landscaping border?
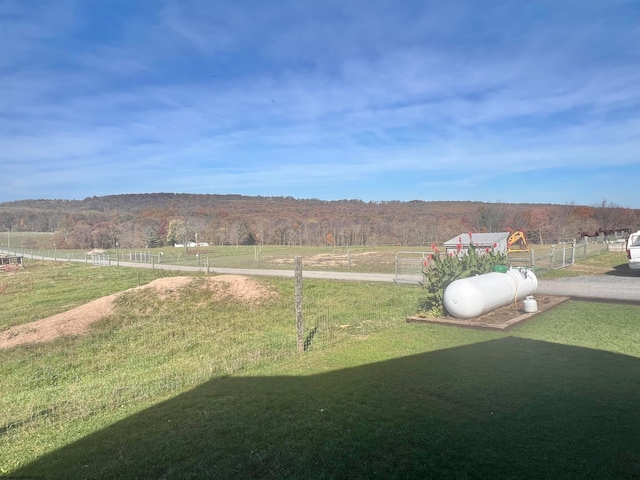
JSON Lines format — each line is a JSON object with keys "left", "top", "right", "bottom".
{"left": 406, "top": 296, "right": 570, "bottom": 330}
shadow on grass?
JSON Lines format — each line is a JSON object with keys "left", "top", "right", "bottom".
{"left": 13, "top": 337, "right": 640, "bottom": 480}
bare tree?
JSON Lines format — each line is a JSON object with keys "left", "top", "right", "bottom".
{"left": 474, "top": 204, "right": 506, "bottom": 232}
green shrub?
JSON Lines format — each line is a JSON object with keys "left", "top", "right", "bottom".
{"left": 420, "top": 236, "right": 508, "bottom": 314}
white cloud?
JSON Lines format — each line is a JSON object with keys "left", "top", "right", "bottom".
{"left": 1, "top": 0, "right": 638, "bottom": 206}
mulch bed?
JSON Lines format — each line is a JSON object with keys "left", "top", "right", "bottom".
{"left": 406, "top": 295, "right": 569, "bottom": 330}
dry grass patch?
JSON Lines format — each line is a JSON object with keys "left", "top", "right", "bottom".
{"left": 0, "top": 275, "right": 276, "bottom": 349}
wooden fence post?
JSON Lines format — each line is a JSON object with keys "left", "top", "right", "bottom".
{"left": 294, "top": 256, "right": 304, "bottom": 353}
{"left": 530, "top": 248, "right": 535, "bottom": 268}
{"left": 550, "top": 244, "right": 555, "bottom": 270}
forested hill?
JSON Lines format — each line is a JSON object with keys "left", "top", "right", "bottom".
{"left": 1, "top": 193, "right": 638, "bottom": 249}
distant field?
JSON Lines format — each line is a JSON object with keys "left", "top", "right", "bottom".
{"left": 3, "top": 231, "right": 619, "bottom": 276}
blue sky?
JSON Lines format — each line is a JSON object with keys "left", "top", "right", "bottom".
{"left": 1, "top": 0, "right": 639, "bottom": 207}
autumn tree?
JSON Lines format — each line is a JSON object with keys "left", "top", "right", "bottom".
{"left": 69, "top": 221, "right": 93, "bottom": 249}
{"left": 519, "top": 207, "right": 553, "bottom": 244}
{"left": 166, "top": 219, "right": 192, "bottom": 250}
{"left": 91, "top": 222, "right": 118, "bottom": 249}
{"left": 474, "top": 204, "right": 506, "bottom": 232}
{"left": 226, "top": 219, "right": 252, "bottom": 246}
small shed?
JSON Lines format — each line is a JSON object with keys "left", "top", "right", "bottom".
{"left": 0, "top": 254, "right": 24, "bottom": 271}
{"left": 444, "top": 232, "right": 509, "bottom": 256}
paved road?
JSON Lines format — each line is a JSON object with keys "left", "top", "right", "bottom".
{"left": 121, "top": 261, "right": 640, "bottom": 303}
{"left": 111, "top": 259, "right": 640, "bottom": 303}
{"left": 112, "top": 260, "right": 400, "bottom": 282}
{"left": 7, "top": 252, "right": 640, "bottom": 303}
{"left": 92, "top": 261, "right": 640, "bottom": 303}
{"left": 537, "top": 275, "right": 640, "bottom": 303}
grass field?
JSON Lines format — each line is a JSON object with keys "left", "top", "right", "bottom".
{"left": 0, "top": 261, "right": 183, "bottom": 330}
{"left": 1, "top": 258, "right": 639, "bottom": 479}
{"left": 3, "top": 230, "right": 615, "bottom": 276}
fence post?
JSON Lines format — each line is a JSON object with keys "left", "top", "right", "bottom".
{"left": 294, "top": 256, "right": 304, "bottom": 354}
{"left": 550, "top": 244, "right": 555, "bottom": 270}
{"left": 571, "top": 240, "right": 576, "bottom": 265}
{"left": 530, "top": 248, "right": 535, "bottom": 268}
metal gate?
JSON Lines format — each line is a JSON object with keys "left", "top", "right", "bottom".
{"left": 129, "top": 251, "right": 151, "bottom": 262}
{"left": 91, "top": 253, "right": 110, "bottom": 266}
{"left": 394, "top": 251, "right": 431, "bottom": 284}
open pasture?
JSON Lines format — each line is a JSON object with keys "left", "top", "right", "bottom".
{"left": 1, "top": 260, "right": 639, "bottom": 478}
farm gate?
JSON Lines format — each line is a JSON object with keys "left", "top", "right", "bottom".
{"left": 394, "top": 251, "right": 431, "bottom": 284}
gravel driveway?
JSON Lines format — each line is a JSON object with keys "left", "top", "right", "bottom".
{"left": 537, "top": 274, "right": 640, "bottom": 303}
{"left": 11, "top": 252, "right": 640, "bottom": 303}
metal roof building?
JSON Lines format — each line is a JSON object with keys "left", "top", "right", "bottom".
{"left": 443, "top": 232, "right": 510, "bottom": 255}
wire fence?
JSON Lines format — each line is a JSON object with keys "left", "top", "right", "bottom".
{"left": 0, "top": 239, "right": 613, "bottom": 274}
{"left": 0, "top": 250, "right": 424, "bottom": 364}
{"left": 0, "top": 238, "right": 618, "bottom": 361}
{"left": 300, "top": 279, "right": 423, "bottom": 353}
{"left": 508, "top": 241, "right": 608, "bottom": 271}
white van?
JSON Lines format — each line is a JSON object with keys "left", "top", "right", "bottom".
{"left": 627, "top": 230, "right": 640, "bottom": 270}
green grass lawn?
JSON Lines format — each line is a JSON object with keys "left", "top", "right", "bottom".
{"left": 0, "top": 261, "right": 187, "bottom": 330}
{"left": 1, "top": 262, "right": 639, "bottom": 479}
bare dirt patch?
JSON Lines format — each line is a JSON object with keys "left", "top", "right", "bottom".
{"left": 269, "top": 251, "right": 383, "bottom": 268}
{"left": 0, "top": 275, "right": 275, "bottom": 350}
{"left": 407, "top": 295, "right": 569, "bottom": 330}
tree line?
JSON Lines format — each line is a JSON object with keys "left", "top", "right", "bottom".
{"left": 1, "top": 194, "right": 638, "bottom": 250}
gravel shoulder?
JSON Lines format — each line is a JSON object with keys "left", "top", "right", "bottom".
{"left": 537, "top": 274, "right": 640, "bottom": 303}
{"left": 7, "top": 253, "right": 639, "bottom": 303}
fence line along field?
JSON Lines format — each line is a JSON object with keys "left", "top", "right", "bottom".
{"left": 0, "top": 231, "right": 613, "bottom": 279}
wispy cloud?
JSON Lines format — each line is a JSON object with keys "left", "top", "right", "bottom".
{"left": 1, "top": 0, "right": 638, "bottom": 206}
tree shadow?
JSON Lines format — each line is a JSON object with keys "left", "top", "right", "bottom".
{"left": 12, "top": 337, "right": 640, "bottom": 480}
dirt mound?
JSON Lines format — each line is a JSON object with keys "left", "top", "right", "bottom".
{"left": 0, "top": 275, "right": 274, "bottom": 350}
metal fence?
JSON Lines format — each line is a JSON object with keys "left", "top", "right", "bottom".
{"left": 0, "top": 241, "right": 625, "bottom": 361}
{"left": 129, "top": 251, "right": 151, "bottom": 262}
{"left": 607, "top": 241, "right": 627, "bottom": 252}
{"left": 296, "top": 265, "right": 424, "bottom": 353}
{"left": 0, "top": 239, "right": 614, "bottom": 275}
{"left": 394, "top": 251, "right": 432, "bottom": 284}
{"left": 508, "top": 240, "right": 608, "bottom": 271}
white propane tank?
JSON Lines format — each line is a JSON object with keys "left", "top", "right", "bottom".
{"left": 443, "top": 268, "right": 538, "bottom": 319}
{"left": 523, "top": 296, "right": 538, "bottom": 313}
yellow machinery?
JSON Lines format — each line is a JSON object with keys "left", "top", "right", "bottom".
{"left": 508, "top": 231, "right": 529, "bottom": 253}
